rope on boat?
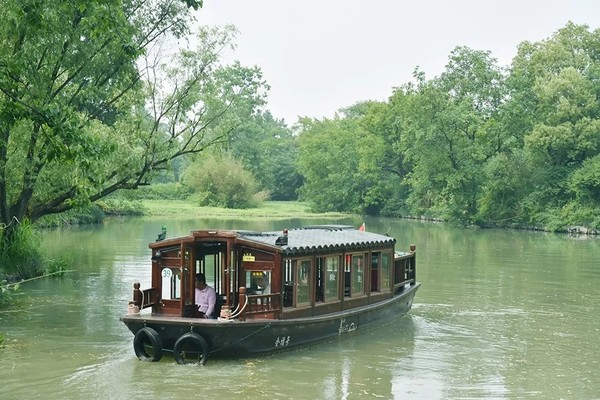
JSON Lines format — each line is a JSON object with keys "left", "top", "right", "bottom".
{"left": 129, "top": 287, "right": 144, "bottom": 315}
{"left": 217, "top": 294, "right": 249, "bottom": 321}
{"left": 226, "top": 295, "right": 248, "bottom": 320}
{"left": 139, "top": 287, "right": 144, "bottom": 311}
{"left": 228, "top": 298, "right": 242, "bottom": 316}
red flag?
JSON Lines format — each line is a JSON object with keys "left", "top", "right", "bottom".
{"left": 358, "top": 223, "right": 365, "bottom": 231}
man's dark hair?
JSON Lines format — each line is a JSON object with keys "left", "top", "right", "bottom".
{"left": 195, "top": 273, "right": 206, "bottom": 283}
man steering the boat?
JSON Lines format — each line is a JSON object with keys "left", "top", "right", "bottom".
{"left": 195, "top": 273, "right": 217, "bottom": 319}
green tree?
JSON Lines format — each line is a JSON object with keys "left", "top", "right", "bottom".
{"left": 569, "top": 154, "right": 600, "bottom": 205}
{"left": 0, "top": 1, "right": 267, "bottom": 232}
{"left": 297, "top": 117, "right": 358, "bottom": 212}
{"left": 297, "top": 107, "right": 389, "bottom": 215}
{"left": 504, "top": 22, "right": 600, "bottom": 227}
{"left": 399, "top": 48, "right": 507, "bottom": 223}
{"left": 227, "top": 112, "right": 302, "bottom": 201}
{"left": 341, "top": 101, "right": 398, "bottom": 215}
{"left": 367, "top": 89, "right": 419, "bottom": 216}
{"left": 476, "top": 150, "right": 533, "bottom": 224}
{"left": 182, "top": 153, "right": 265, "bottom": 208}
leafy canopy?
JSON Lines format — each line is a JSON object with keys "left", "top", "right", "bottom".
{"left": 0, "top": 0, "right": 267, "bottom": 227}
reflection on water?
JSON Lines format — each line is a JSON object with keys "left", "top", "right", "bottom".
{"left": 1, "top": 217, "right": 599, "bottom": 399}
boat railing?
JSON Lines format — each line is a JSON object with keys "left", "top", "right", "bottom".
{"left": 393, "top": 279, "right": 415, "bottom": 293}
{"left": 393, "top": 247, "right": 417, "bottom": 293}
{"left": 238, "top": 291, "right": 281, "bottom": 320}
{"left": 141, "top": 288, "right": 159, "bottom": 308}
{"left": 132, "top": 283, "right": 159, "bottom": 309}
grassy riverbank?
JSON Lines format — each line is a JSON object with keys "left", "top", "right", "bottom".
{"left": 140, "top": 200, "right": 348, "bottom": 219}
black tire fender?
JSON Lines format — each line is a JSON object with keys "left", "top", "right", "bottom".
{"left": 133, "top": 327, "right": 163, "bottom": 362}
{"left": 173, "top": 332, "right": 209, "bottom": 365}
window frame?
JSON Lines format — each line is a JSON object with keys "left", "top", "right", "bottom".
{"left": 380, "top": 252, "right": 392, "bottom": 292}
{"left": 317, "top": 254, "right": 341, "bottom": 303}
{"left": 350, "top": 253, "right": 365, "bottom": 297}
{"left": 296, "top": 258, "right": 312, "bottom": 306}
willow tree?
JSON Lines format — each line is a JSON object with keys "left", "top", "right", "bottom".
{"left": 0, "top": 0, "right": 267, "bottom": 236}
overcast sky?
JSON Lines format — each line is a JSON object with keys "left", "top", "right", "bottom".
{"left": 194, "top": 0, "right": 600, "bottom": 125}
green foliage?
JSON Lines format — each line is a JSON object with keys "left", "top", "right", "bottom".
{"left": 535, "top": 202, "right": 600, "bottom": 232}
{"left": 0, "top": 219, "right": 73, "bottom": 309}
{"left": 226, "top": 112, "right": 302, "bottom": 200}
{"left": 96, "top": 199, "right": 145, "bottom": 216}
{"left": 297, "top": 117, "right": 363, "bottom": 213}
{"left": 36, "top": 205, "right": 106, "bottom": 227}
{"left": 0, "top": 0, "right": 271, "bottom": 284}
{"left": 140, "top": 199, "right": 344, "bottom": 218}
{"left": 476, "top": 151, "right": 533, "bottom": 225}
{"left": 183, "top": 153, "right": 265, "bottom": 209}
{"left": 0, "top": 1, "right": 267, "bottom": 232}
{"left": 509, "top": 26, "right": 600, "bottom": 153}
{"left": 568, "top": 154, "right": 600, "bottom": 204}
{"left": 379, "top": 183, "right": 412, "bottom": 217}
{"left": 292, "top": 23, "right": 600, "bottom": 231}
{"left": 400, "top": 48, "right": 507, "bottom": 224}
{"left": 0, "top": 280, "right": 16, "bottom": 308}
{"left": 141, "top": 183, "right": 193, "bottom": 200}
{"left": 296, "top": 101, "right": 410, "bottom": 215}
{"left": 115, "top": 183, "right": 194, "bottom": 201}
{"left": 45, "top": 257, "right": 70, "bottom": 275}
{"left": 0, "top": 220, "right": 44, "bottom": 280}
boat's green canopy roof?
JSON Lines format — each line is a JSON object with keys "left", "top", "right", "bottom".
{"left": 238, "top": 225, "right": 396, "bottom": 255}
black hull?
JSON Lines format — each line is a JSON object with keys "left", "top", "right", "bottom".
{"left": 121, "top": 283, "right": 419, "bottom": 360}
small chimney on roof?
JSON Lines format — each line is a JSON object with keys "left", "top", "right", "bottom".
{"left": 275, "top": 228, "right": 289, "bottom": 246}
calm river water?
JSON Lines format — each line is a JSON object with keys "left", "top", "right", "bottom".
{"left": 1, "top": 216, "right": 599, "bottom": 399}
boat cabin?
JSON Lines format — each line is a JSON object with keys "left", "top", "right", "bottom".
{"left": 133, "top": 225, "right": 416, "bottom": 321}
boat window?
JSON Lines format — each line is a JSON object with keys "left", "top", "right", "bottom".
{"left": 324, "top": 256, "right": 339, "bottom": 301}
{"left": 316, "top": 257, "right": 324, "bottom": 302}
{"left": 282, "top": 258, "right": 312, "bottom": 307}
{"left": 394, "top": 257, "right": 412, "bottom": 285}
{"left": 351, "top": 254, "right": 365, "bottom": 297}
{"left": 381, "top": 252, "right": 391, "bottom": 291}
{"left": 297, "top": 259, "right": 311, "bottom": 305}
{"left": 316, "top": 255, "right": 339, "bottom": 303}
{"left": 283, "top": 259, "right": 293, "bottom": 307}
{"left": 197, "top": 246, "right": 223, "bottom": 294}
{"left": 371, "top": 253, "right": 380, "bottom": 292}
{"left": 161, "top": 267, "right": 181, "bottom": 299}
{"left": 344, "top": 255, "right": 351, "bottom": 297}
{"left": 245, "top": 270, "right": 271, "bottom": 294}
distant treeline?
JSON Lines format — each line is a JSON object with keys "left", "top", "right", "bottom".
{"left": 216, "top": 22, "right": 600, "bottom": 232}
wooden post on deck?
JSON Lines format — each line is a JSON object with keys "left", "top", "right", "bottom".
{"left": 409, "top": 245, "right": 416, "bottom": 285}
{"left": 133, "top": 282, "right": 142, "bottom": 307}
{"left": 238, "top": 287, "right": 247, "bottom": 321}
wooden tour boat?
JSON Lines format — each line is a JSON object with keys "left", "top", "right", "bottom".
{"left": 120, "top": 225, "right": 420, "bottom": 365}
